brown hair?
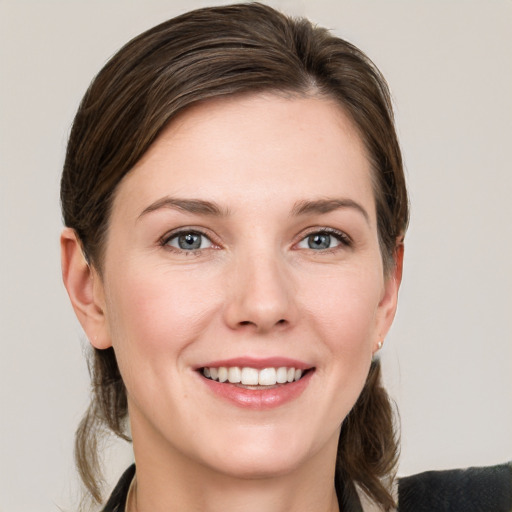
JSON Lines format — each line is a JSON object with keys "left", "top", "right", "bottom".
{"left": 61, "top": 3, "right": 408, "bottom": 510}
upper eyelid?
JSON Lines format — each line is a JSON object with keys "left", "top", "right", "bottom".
{"left": 293, "top": 229, "right": 352, "bottom": 254}
{"left": 158, "top": 226, "right": 351, "bottom": 247}
{"left": 160, "top": 227, "right": 217, "bottom": 246}
{"left": 297, "top": 227, "right": 352, "bottom": 243}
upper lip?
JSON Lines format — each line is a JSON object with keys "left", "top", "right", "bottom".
{"left": 194, "top": 357, "right": 313, "bottom": 370}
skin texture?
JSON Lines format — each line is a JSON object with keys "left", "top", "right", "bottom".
{"left": 61, "top": 94, "right": 402, "bottom": 512}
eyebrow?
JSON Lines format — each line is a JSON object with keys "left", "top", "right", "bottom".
{"left": 291, "top": 198, "right": 370, "bottom": 224}
{"left": 138, "top": 196, "right": 370, "bottom": 224}
{"left": 138, "top": 197, "right": 230, "bottom": 219}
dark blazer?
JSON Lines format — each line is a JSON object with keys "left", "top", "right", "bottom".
{"left": 103, "top": 462, "right": 512, "bottom": 511}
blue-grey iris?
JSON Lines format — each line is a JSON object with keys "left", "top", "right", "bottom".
{"left": 178, "top": 233, "right": 202, "bottom": 250}
{"left": 308, "top": 234, "right": 331, "bottom": 249}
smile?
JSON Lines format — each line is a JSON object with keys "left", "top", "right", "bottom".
{"left": 202, "top": 366, "right": 305, "bottom": 387}
{"left": 198, "top": 361, "right": 314, "bottom": 409}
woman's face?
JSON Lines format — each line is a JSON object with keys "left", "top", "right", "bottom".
{"left": 93, "top": 94, "right": 400, "bottom": 478}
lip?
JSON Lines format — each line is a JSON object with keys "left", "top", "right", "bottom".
{"left": 195, "top": 356, "right": 312, "bottom": 371}
{"left": 197, "top": 366, "right": 314, "bottom": 410}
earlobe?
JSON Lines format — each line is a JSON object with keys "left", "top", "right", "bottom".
{"left": 376, "top": 242, "right": 404, "bottom": 343}
{"left": 60, "top": 228, "right": 112, "bottom": 349}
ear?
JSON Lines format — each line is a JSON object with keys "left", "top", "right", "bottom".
{"left": 60, "top": 228, "right": 112, "bottom": 349}
{"left": 374, "top": 243, "right": 404, "bottom": 352}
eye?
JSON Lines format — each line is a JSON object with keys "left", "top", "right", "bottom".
{"left": 296, "top": 229, "right": 350, "bottom": 251}
{"left": 164, "top": 231, "right": 213, "bottom": 251}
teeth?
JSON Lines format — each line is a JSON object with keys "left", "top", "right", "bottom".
{"left": 202, "top": 366, "right": 306, "bottom": 385}
{"left": 241, "top": 367, "right": 259, "bottom": 385}
{"left": 276, "top": 367, "right": 288, "bottom": 384}
{"left": 228, "top": 367, "right": 241, "bottom": 383}
{"left": 259, "top": 368, "right": 276, "bottom": 386}
{"left": 218, "top": 367, "right": 228, "bottom": 383}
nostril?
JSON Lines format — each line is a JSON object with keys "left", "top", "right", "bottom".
{"left": 237, "top": 319, "right": 287, "bottom": 329}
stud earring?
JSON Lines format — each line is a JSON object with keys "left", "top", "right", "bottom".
{"left": 372, "top": 341, "right": 383, "bottom": 361}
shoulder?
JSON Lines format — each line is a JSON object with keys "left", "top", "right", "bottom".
{"left": 101, "top": 464, "right": 135, "bottom": 512}
{"left": 102, "top": 462, "right": 512, "bottom": 512}
{"left": 397, "top": 461, "right": 512, "bottom": 512}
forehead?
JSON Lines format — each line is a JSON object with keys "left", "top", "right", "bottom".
{"left": 113, "top": 93, "right": 375, "bottom": 220}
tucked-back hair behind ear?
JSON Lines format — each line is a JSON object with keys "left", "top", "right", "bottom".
{"left": 61, "top": 3, "right": 408, "bottom": 510}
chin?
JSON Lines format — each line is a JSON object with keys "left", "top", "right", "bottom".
{"left": 194, "top": 425, "right": 333, "bottom": 481}
{"left": 204, "top": 449, "right": 306, "bottom": 481}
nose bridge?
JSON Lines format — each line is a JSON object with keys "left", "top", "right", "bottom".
{"left": 224, "top": 240, "right": 296, "bottom": 332}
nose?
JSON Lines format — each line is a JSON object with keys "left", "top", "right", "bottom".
{"left": 223, "top": 250, "right": 298, "bottom": 334}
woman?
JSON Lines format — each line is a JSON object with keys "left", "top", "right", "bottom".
{"left": 60, "top": 3, "right": 511, "bottom": 512}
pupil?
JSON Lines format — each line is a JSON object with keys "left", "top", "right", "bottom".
{"left": 309, "top": 234, "right": 330, "bottom": 249}
{"left": 179, "top": 233, "right": 201, "bottom": 250}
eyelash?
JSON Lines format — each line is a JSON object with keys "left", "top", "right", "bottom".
{"left": 159, "top": 227, "right": 352, "bottom": 254}
{"left": 160, "top": 229, "right": 217, "bottom": 255}
{"left": 297, "top": 228, "right": 352, "bottom": 252}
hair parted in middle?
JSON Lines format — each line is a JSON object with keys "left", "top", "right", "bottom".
{"left": 61, "top": 3, "right": 408, "bottom": 510}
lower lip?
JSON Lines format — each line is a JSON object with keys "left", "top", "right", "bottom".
{"left": 200, "top": 371, "right": 314, "bottom": 410}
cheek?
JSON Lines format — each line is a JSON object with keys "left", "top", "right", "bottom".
{"left": 306, "top": 270, "right": 382, "bottom": 415}
{"left": 301, "top": 267, "right": 383, "bottom": 352}
{"left": 102, "top": 267, "right": 225, "bottom": 429}
{"left": 104, "top": 266, "right": 221, "bottom": 363}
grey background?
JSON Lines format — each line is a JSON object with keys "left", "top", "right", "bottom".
{"left": 1, "top": 1, "right": 511, "bottom": 511}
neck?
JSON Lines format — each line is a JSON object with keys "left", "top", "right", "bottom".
{"left": 129, "top": 415, "right": 341, "bottom": 512}
{"left": 132, "top": 468, "right": 340, "bottom": 512}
